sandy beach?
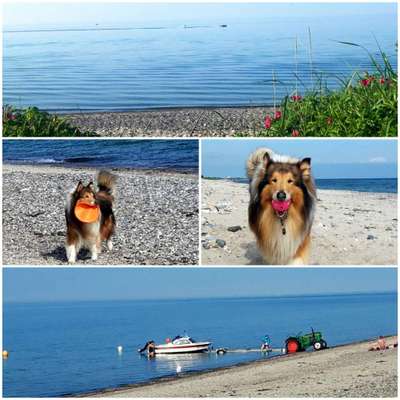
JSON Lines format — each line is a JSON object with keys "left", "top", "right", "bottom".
{"left": 64, "top": 106, "right": 273, "bottom": 137}
{"left": 201, "top": 179, "right": 397, "bottom": 265}
{"left": 87, "top": 337, "right": 397, "bottom": 398}
{"left": 3, "top": 164, "right": 199, "bottom": 265}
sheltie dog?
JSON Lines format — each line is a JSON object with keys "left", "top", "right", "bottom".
{"left": 247, "top": 148, "right": 316, "bottom": 265}
{"left": 65, "top": 170, "right": 117, "bottom": 263}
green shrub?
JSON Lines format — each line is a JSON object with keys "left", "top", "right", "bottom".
{"left": 251, "top": 43, "right": 397, "bottom": 137}
{"left": 3, "top": 106, "right": 95, "bottom": 137}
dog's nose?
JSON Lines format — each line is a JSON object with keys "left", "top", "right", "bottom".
{"left": 277, "top": 191, "right": 286, "bottom": 201}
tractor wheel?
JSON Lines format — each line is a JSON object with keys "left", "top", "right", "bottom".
{"left": 286, "top": 338, "right": 300, "bottom": 353}
{"left": 313, "top": 341, "right": 323, "bottom": 351}
{"left": 321, "top": 340, "right": 327, "bottom": 349}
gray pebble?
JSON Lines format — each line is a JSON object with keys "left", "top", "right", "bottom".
{"left": 216, "top": 239, "right": 226, "bottom": 248}
{"left": 227, "top": 225, "right": 242, "bottom": 232}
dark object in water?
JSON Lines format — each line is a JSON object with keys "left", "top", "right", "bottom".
{"left": 138, "top": 340, "right": 156, "bottom": 357}
{"left": 220, "top": 24, "right": 228, "bottom": 28}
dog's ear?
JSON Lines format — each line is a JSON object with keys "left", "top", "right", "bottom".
{"left": 87, "top": 181, "right": 94, "bottom": 191}
{"left": 298, "top": 158, "right": 311, "bottom": 179}
{"left": 263, "top": 152, "right": 273, "bottom": 168}
{"left": 75, "top": 181, "right": 83, "bottom": 193}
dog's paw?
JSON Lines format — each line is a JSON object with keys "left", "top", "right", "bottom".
{"left": 91, "top": 253, "right": 98, "bottom": 261}
{"left": 290, "top": 257, "right": 305, "bottom": 265}
{"left": 67, "top": 259, "right": 76, "bottom": 264}
{"left": 106, "top": 240, "right": 113, "bottom": 251}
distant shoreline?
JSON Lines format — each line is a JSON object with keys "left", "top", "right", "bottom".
{"left": 5, "top": 291, "right": 396, "bottom": 307}
{"left": 2, "top": 161, "right": 198, "bottom": 176}
{"left": 74, "top": 336, "right": 397, "bottom": 398}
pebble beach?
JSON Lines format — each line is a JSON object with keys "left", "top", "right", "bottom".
{"left": 3, "top": 164, "right": 199, "bottom": 265}
{"left": 64, "top": 106, "right": 273, "bottom": 137}
{"left": 201, "top": 179, "right": 397, "bottom": 265}
{"left": 87, "top": 337, "right": 398, "bottom": 398}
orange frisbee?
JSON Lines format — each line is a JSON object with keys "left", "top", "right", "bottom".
{"left": 74, "top": 199, "right": 100, "bottom": 223}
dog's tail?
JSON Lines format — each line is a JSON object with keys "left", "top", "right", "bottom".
{"left": 97, "top": 170, "right": 117, "bottom": 195}
{"left": 246, "top": 148, "right": 273, "bottom": 180}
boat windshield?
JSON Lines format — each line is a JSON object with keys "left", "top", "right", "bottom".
{"left": 173, "top": 336, "right": 194, "bottom": 345}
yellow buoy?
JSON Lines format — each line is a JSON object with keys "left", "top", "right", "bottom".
{"left": 2, "top": 350, "right": 9, "bottom": 358}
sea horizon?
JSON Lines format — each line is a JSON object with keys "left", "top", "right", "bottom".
{"left": 203, "top": 176, "right": 398, "bottom": 194}
{"left": 4, "top": 289, "right": 396, "bottom": 305}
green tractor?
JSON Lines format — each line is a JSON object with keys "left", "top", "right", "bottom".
{"left": 285, "top": 328, "right": 327, "bottom": 354}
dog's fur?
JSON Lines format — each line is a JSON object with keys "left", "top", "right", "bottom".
{"left": 65, "top": 170, "right": 117, "bottom": 263}
{"left": 247, "top": 148, "right": 316, "bottom": 265}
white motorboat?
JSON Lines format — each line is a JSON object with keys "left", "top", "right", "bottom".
{"left": 154, "top": 335, "right": 211, "bottom": 354}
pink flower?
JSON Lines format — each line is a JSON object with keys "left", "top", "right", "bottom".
{"left": 274, "top": 111, "right": 282, "bottom": 120}
{"left": 380, "top": 77, "right": 392, "bottom": 85}
{"left": 360, "top": 78, "right": 370, "bottom": 87}
{"left": 326, "top": 116, "right": 333, "bottom": 125}
{"left": 264, "top": 116, "right": 272, "bottom": 129}
{"left": 361, "top": 76, "right": 374, "bottom": 87}
{"left": 291, "top": 129, "right": 300, "bottom": 137}
{"left": 290, "top": 95, "right": 302, "bottom": 102}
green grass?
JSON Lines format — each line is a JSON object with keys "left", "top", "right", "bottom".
{"left": 3, "top": 106, "right": 95, "bottom": 137}
{"left": 247, "top": 42, "right": 397, "bottom": 137}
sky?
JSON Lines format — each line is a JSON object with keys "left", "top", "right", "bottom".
{"left": 202, "top": 139, "right": 398, "bottom": 179}
{"left": 3, "top": 268, "right": 397, "bottom": 303}
{"left": 3, "top": 2, "right": 397, "bottom": 30}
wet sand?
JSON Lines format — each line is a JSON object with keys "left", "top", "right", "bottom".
{"left": 87, "top": 337, "right": 397, "bottom": 398}
{"left": 201, "top": 179, "right": 397, "bottom": 265}
{"left": 3, "top": 164, "right": 199, "bottom": 265}
{"left": 64, "top": 106, "right": 273, "bottom": 137}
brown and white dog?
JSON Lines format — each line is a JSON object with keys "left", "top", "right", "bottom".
{"left": 247, "top": 148, "right": 316, "bottom": 265}
{"left": 65, "top": 170, "right": 116, "bottom": 263}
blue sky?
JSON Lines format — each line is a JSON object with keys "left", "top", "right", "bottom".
{"left": 3, "top": 268, "right": 397, "bottom": 303}
{"left": 4, "top": 3, "right": 397, "bottom": 29}
{"left": 202, "top": 139, "right": 397, "bottom": 179}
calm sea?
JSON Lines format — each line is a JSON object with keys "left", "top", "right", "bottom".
{"left": 2, "top": 140, "right": 198, "bottom": 171}
{"left": 3, "top": 4, "right": 397, "bottom": 111}
{"left": 227, "top": 177, "right": 397, "bottom": 194}
{"left": 3, "top": 293, "right": 397, "bottom": 397}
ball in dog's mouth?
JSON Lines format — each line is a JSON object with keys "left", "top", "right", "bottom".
{"left": 271, "top": 199, "right": 291, "bottom": 218}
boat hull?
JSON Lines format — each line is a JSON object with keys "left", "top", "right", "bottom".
{"left": 155, "top": 342, "right": 211, "bottom": 354}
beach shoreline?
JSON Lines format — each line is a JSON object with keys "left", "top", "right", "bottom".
{"left": 3, "top": 162, "right": 198, "bottom": 176}
{"left": 201, "top": 179, "right": 397, "bottom": 265}
{"left": 76, "top": 336, "right": 397, "bottom": 398}
{"left": 62, "top": 106, "right": 274, "bottom": 137}
{"left": 3, "top": 164, "right": 199, "bottom": 265}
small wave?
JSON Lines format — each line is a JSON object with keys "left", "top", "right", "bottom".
{"left": 4, "top": 157, "right": 62, "bottom": 165}
{"left": 36, "top": 158, "right": 63, "bottom": 164}
{"left": 63, "top": 156, "right": 99, "bottom": 164}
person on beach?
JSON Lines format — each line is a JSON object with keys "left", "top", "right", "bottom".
{"left": 368, "top": 336, "right": 390, "bottom": 351}
{"left": 138, "top": 340, "right": 156, "bottom": 358}
{"left": 261, "top": 335, "right": 271, "bottom": 352}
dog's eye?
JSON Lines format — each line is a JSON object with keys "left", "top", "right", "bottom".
{"left": 288, "top": 179, "right": 294, "bottom": 184}
{"left": 271, "top": 178, "right": 278, "bottom": 183}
